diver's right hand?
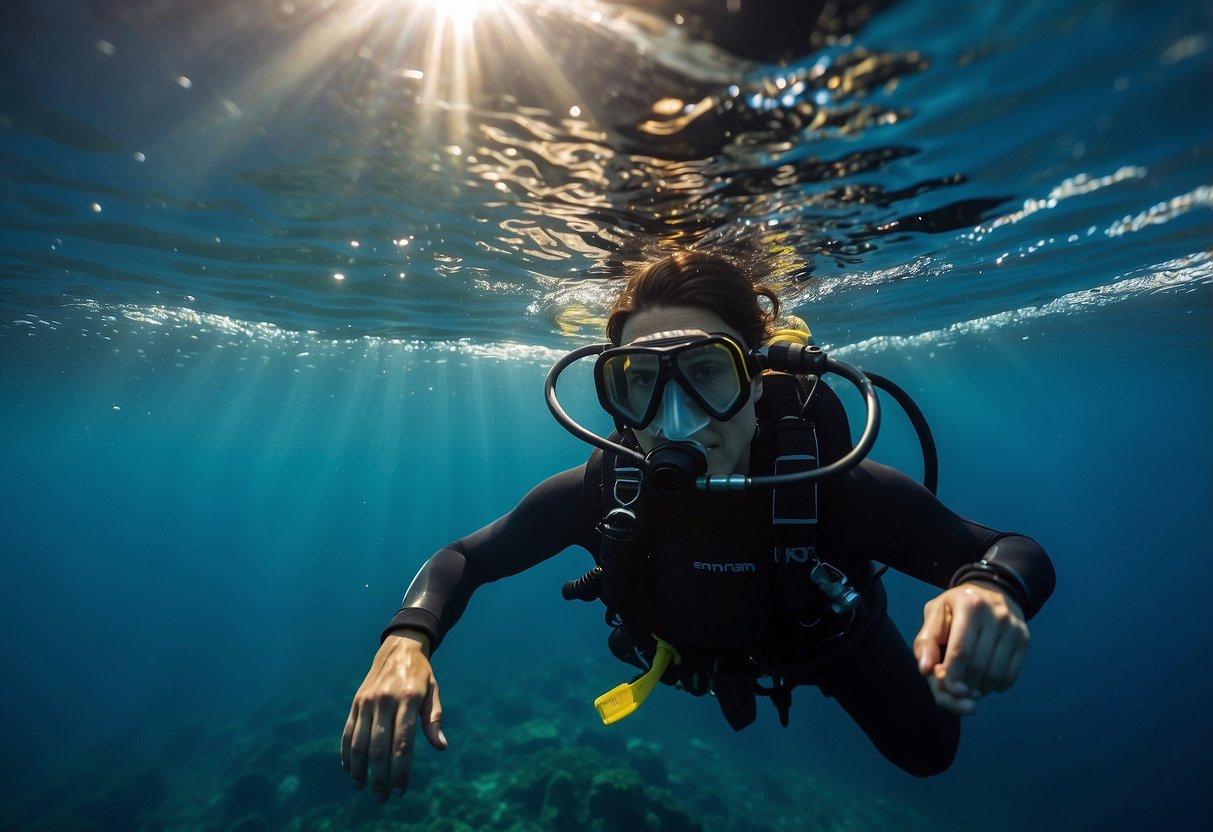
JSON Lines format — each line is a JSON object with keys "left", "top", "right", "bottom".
{"left": 342, "top": 631, "right": 447, "bottom": 802}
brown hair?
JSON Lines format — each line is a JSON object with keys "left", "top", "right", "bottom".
{"left": 606, "top": 251, "right": 781, "bottom": 348}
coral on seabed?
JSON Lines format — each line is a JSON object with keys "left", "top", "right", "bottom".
{"left": 2, "top": 658, "right": 935, "bottom": 832}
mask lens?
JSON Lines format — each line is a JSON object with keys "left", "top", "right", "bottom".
{"left": 600, "top": 352, "right": 662, "bottom": 425}
{"left": 675, "top": 341, "right": 744, "bottom": 417}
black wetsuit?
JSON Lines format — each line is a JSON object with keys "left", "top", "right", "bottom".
{"left": 384, "top": 430, "right": 1055, "bottom": 777}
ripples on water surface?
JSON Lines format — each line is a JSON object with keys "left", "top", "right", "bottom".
{"left": 1, "top": 0, "right": 1209, "bottom": 355}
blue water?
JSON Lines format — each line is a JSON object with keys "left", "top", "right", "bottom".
{"left": 2, "top": 0, "right": 1211, "bottom": 830}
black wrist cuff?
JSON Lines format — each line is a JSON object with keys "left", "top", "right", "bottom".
{"left": 381, "top": 608, "right": 441, "bottom": 650}
{"left": 949, "top": 560, "right": 1031, "bottom": 614}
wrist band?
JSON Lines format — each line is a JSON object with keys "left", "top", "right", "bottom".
{"left": 949, "top": 560, "right": 1031, "bottom": 614}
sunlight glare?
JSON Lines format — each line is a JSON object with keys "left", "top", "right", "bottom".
{"left": 164, "top": 0, "right": 596, "bottom": 170}
{"left": 424, "top": 0, "right": 501, "bottom": 33}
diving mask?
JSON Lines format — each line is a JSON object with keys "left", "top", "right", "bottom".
{"left": 594, "top": 330, "right": 758, "bottom": 436}
{"left": 545, "top": 328, "right": 885, "bottom": 495}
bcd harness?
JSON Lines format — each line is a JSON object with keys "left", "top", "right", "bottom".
{"left": 564, "top": 370, "right": 889, "bottom": 731}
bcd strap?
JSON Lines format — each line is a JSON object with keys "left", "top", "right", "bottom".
{"left": 593, "top": 434, "right": 650, "bottom": 636}
{"left": 764, "top": 374, "right": 825, "bottom": 629}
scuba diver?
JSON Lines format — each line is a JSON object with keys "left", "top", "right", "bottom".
{"left": 342, "top": 251, "right": 1056, "bottom": 802}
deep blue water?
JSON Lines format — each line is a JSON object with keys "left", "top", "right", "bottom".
{"left": 2, "top": 0, "right": 1211, "bottom": 830}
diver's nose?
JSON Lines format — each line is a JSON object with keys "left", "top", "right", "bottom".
{"left": 651, "top": 382, "right": 710, "bottom": 440}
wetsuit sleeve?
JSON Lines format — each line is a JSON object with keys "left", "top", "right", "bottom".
{"left": 381, "top": 464, "right": 598, "bottom": 651}
{"left": 844, "top": 460, "right": 1055, "bottom": 619}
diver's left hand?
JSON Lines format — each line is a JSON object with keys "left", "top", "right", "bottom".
{"left": 914, "top": 583, "right": 1029, "bottom": 715}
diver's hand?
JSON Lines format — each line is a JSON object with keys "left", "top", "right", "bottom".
{"left": 342, "top": 631, "right": 447, "bottom": 802}
{"left": 914, "top": 583, "right": 1029, "bottom": 715}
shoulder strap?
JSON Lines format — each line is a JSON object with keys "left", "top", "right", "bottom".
{"left": 762, "top": 373, "right": 854, "bottom": 627}
{"left": 798, "top": 374, "right": 850, "bottom": 562}
{"left": 763, "top": 375, "right": 822, "bottom": 627}
{"left": 586, "top": 431, "right": 644, "bottom": 516}
{"left": 583, "top": 434, "right": 652, "bottom": 633}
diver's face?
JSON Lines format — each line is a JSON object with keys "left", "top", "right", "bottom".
{"left": 619, "top": 306, "right": 761, "bottom": 477}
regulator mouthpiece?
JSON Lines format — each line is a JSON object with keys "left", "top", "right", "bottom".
{"left": 645, "top": 440, "right": 707, "bottom": 496}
